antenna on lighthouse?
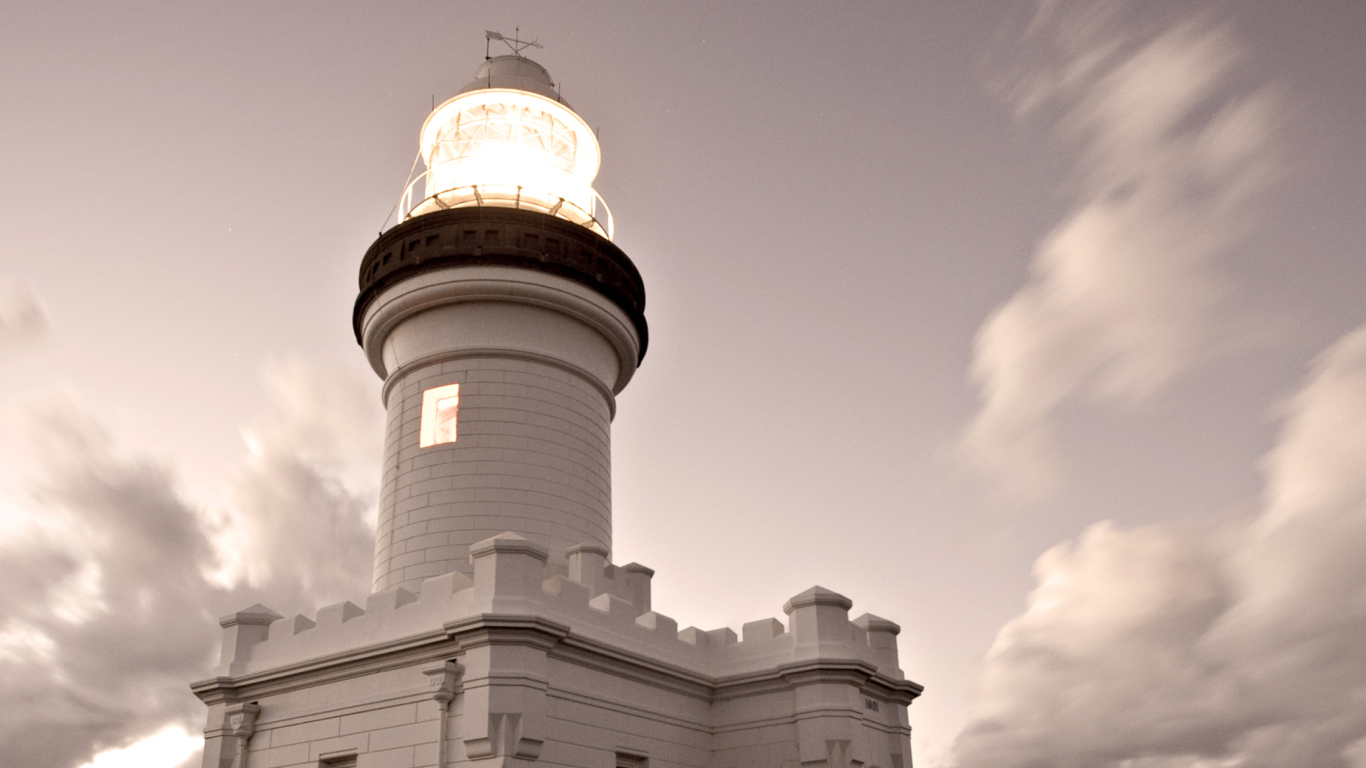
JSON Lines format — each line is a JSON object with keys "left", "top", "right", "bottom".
{"left": 486, "top": 28, "right": 542, "bottom": 58}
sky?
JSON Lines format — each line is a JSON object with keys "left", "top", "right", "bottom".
{"left": 1, "top": 1, "right": 1365, "bottom": 767}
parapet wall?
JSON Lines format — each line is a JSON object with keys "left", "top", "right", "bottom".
{"left": 213, "top": 532, "right": 908, "bottom": 686}
{"left": 196, "top": 532, "right": 921, "bottom": 768}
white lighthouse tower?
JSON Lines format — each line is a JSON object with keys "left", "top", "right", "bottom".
{"left": 194, "top": 37, "right": 921, "bottom": 768}
{"left": 356, "top": 44, "right": 643, "bottom": 593}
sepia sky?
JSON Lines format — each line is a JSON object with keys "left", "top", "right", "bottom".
{"left": 2, "top": 2, "right": 1366, "bottom": 767}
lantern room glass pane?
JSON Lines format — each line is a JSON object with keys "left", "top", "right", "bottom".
{"left": 427, "top": 103, "right": 577, "bottom": 175}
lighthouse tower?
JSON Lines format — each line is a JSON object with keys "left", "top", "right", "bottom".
{"left": 194, "top": 39, "right": 922, "bottom": 768}
{"left": 355, "top": 50, "right": 644, "bottom": 593}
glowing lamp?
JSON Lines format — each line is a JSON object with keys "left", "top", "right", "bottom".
{"left": 398, "top": 55, "right": 612, "bottom": 238}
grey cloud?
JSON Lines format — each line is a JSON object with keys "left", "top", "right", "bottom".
{"left": 230, "top": 359, "right": 381, "bottom": 603}
{"left": 0, "top": 287, "right": 49, "bottom": 348}
{"left": 242, "top": 359, "right": 385, "bottom": 476}
{"left": 952, "top": 322, "right": 1366, "bottom": 768}
{"left": 960, "top": 2, "right": 1284, "bottom": 500}
{"left": 0, "top": 360, "right": 381, "bottom": 767}
{"left": 229, "top": 453, "right": 376, "bottom": 606}
{"left": 0, "top": 409, "right": 226, "bottom": 768}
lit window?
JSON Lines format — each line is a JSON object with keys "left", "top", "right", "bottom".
{"left": 419, "top": 383, "right": 460, "bottom": 447}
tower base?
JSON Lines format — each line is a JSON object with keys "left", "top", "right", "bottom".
{"left": 193, "top": 534, "right": 921, "bottom": 768}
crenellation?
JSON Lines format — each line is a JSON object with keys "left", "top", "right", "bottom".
{"left": 542, "top": 573, "right": 592, "bottom": 605}
{"left": 366, "top": 586, "right": 418, "bottom": 614}
{"left": 419, "top": 569, "right": 474, "bottom": 599}
{"left": 202, "top": 535, "right": 918, "bottom": 768}
{"left": 620, "top": 563, "right": 653, "bottom": 614}
{"left": 784, "top": 585, "right": 854, "bottom": 661}
{"left": 587, "top": 592, "right": 637, "bottom": 623}
{"left": 272, "top": 614, "right": 316, "bottom": 640}
{"left": 316, "top": 600, "right": 366, "bottom": 627}
{"left": 470, "top": 531, "right": 552, "bottom": 613}
{"left": 216, "top": 603, "right": 283, "bottom": 674}
{"left": 210, "top": 538, "right": 914, "bottom": 698}
{"left": 635, "top": 611, "right": 677, "bottom": 637}
{"left": 566, "top": 542, "right": 609, "bottom": 591}
{"left": 707, "top": 627, "right": 739, "bottom": 648}
{"left": 741, "top": 618, "right": 787, "bottom": 643}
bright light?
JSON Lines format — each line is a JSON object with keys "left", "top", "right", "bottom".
{"left": 419, "top": 383, "right": 460, "bottom": 448}
{"left": 401, "top": 88, "right": 612, "bottom": 237}
{"left": 81, "top": 724, "right": 201, "bottom": 768}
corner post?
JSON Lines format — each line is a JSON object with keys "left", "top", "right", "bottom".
{"left": 216, "top": 604, "right": 282, "bottom": 676}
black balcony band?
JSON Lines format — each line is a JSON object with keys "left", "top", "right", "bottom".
{"left": 354, "top": 207, "right": 647, "bottom": 362}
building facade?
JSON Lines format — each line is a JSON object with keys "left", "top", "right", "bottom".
{"left": 192, "top": 48, "right": 922, "bottom": 768}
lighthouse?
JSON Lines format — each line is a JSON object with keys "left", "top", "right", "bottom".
{"left": 355, "top": 48, "right": 645, "bottom": 593}
{"left": 194, "top": 38, "right": 921, "bottom": 768}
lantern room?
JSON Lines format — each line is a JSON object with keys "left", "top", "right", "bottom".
{"left": 397, "top": 53, "right": 612, "bottom": 238}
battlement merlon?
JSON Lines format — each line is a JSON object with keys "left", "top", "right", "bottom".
{"left": 214, "top": 604, "right": 282, "bottom": 677}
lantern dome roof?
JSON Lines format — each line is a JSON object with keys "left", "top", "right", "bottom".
{"left": 454, "top": 55, "right": 565, "bottom": 103}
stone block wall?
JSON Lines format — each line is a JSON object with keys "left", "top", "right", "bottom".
{"left": 373, "top": 356, "right": 614, "bottom": 593}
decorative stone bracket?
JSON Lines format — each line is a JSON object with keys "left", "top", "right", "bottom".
{"left": 224, "top": 702, "right": 261, "bottom": 768}
{"left": 424, "top": 661, "right": 464, "bottom": 768}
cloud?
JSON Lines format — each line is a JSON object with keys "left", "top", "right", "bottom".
{"left": 0, "top": 284, "right": 49, "bottom": 352}
{"left": 960, "top": 2, "right": 1284, "bottom": 500}
{"left": 0, "top": 287, "right": 49, "bottom": 349}
{"left": 0, "top": 359, "right": 381, "bottom": 767}
{"left": 0, "top": 408, "right": 227, "bottom": 768}
{"left": 227, "top": 359, "right": 382, "bottom": 603}
{"left": 952, "top": 322, "right": 1366, "bottom": 768}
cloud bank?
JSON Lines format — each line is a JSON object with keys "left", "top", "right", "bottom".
{"left": 953, "top": 322, "right": 1366, "bottom": 767}
{"left": 961, "top": 1, "right": 1284, "bottom": 500}
{"left": 0, "top": 327, "right": 381, "bottom": 767}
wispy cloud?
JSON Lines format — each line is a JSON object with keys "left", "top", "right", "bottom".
{"left": 223, "top": 360, "right": 382, "bottom": 602}
{"left": 961, "top": 1, "right": 1284, "bottom": 500}
{"left": 0, "top": 348, "right": 381, "bottom": 767}
{"left": 0, "top": 287, "right": 48, "bottom": 350}
{"left": 952, "top": 322, "right": 1366, "bottom": 767}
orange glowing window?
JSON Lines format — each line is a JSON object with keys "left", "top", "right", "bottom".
{"left": 419, "top": 383, "right": 460, "bottom": 447}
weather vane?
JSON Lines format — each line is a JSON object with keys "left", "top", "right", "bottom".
{"left": 485, "top": 28, "right": 541, "bottom": 58}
